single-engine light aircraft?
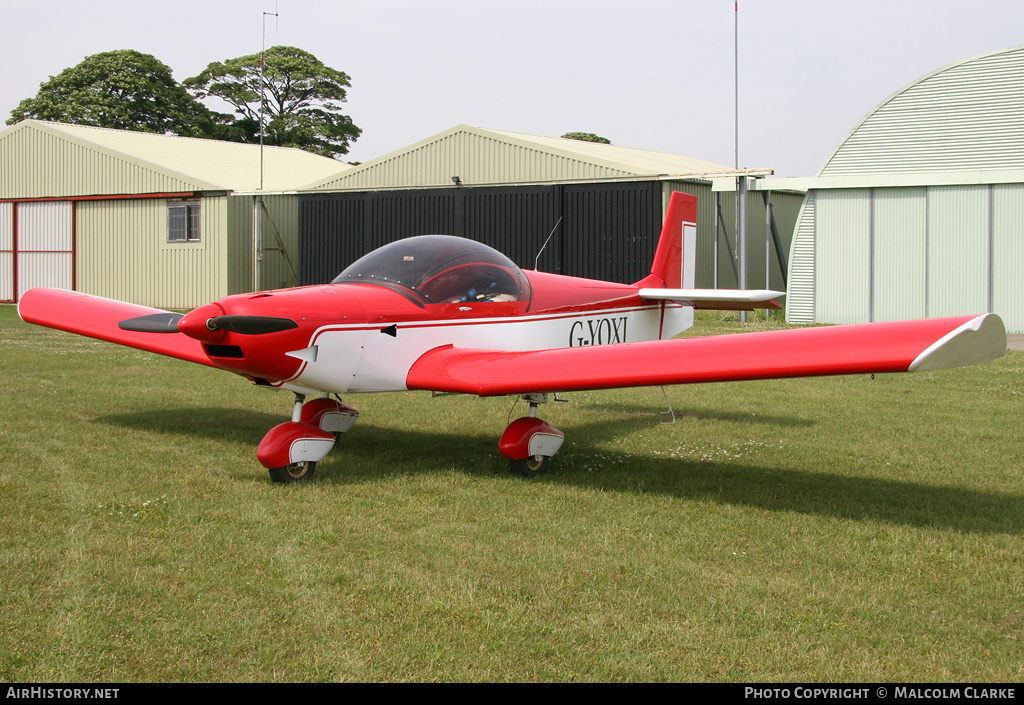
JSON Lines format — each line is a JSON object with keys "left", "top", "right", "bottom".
{"left": 18, "top": 192, "right": 1007, "bottom": 482}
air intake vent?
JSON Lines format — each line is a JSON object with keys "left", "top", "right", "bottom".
{"left": 204, "top": 344, "right": 245, "bottom": 358}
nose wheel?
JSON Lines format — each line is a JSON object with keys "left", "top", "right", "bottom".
{"left": 268, "top": 461, "right": 317, "bottom": 483}
{"left": 509, "top": 455, "right": 550, "bottom": 476}
{"left": 259, "top": 393, "right": 358, "bottom": 483}
{"left": 499, "top": 394, "right": 564, "bottom": 476}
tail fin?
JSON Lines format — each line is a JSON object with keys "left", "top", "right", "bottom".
{"left": 637, "top": 191, "right": 784, "bottom": 318}
{"left": 641, "top": 191, "right": 697, "bottom": 289}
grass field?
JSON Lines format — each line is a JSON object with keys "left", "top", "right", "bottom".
{"left": 1, "top": 305, "right": 1022, "bottom": 682}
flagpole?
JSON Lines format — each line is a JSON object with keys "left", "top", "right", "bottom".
{"left": 734, "top": 1, "right": 748, "bottom": 322}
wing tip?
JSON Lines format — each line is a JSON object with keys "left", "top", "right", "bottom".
{"left": 909, "top": 313, "right": 1007, "bottom": 372}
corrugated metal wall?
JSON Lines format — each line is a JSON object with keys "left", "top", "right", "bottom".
{"left": 816, "top": 190, "right": 872, "bottom": 325}
{"left": 786, "top": 193, "right": 816, "bottom": 323}
{"left": 300, "top": 182, "right": 800, "bottom": 290}
{"left": 227, "top": 194, "right": 301, "bottom": 294}
{"left": 312, "top": 129, "right": 636, "bottom": 191}
{"left": 76, "top": 197, "right": 229, "bottom": 309}
{"left": 299, "top": 183, "right": 663, "bottom": 286}
{"left": 791, "top": 183, "right": 1024, "bottom": 333}
{"left": 260, "top": 194, "right": 301, "bottom": 292}
{"left": 559, "top": 184, "right": 660, "bottom": 282}
{"left": 993, "top": 184, "right": 1024, "bottom": 328}
{"left": 0, "top": 123, "right": 206, "bottom": 199}
{"left": 873, "top": 187, "right": 927, "bottom": 322}
{"left": 928, "top": 186, "right": 990, "bottom": 317}
{"left": 686, "top": 183, "right": 799, "bottom": 292}
{"left": 300, "top": 192, "right": 369, "bottom": 285}
{"left": 227, "top": 195, "right": 253, "bottom": 295}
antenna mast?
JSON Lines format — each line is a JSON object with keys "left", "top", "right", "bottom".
{"left": 255, "top": 7, "right": 279, "bottom": 294}
{"left": 259, "top": 9, "right": 279, "bottom": 191}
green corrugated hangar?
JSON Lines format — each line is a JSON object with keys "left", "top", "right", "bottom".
{"left": 0, "top": 120, "right": 351, "bottom": 308}
{"left": 778, "top": 45, "right": 1024, "bottom": 334}
{"left": 301, "top": 125, "right": 804, "bottom": 291}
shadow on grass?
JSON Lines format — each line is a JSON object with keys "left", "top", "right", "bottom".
{"left": 95, "top": 406, "right": 284, "bottom": 444}
{"left": 96, "top": 406, "right": 1023, "bottom": 536}
{"left": 589, "top": 403, "right": 816, "bottom": 427}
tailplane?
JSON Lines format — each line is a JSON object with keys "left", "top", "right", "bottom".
{"left": 638, "top": 190, "right": 783, "bottom": 311}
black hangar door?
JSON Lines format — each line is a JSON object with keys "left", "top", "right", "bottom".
{"left": 560, "top": 182, "right": 662, "bottom": 284}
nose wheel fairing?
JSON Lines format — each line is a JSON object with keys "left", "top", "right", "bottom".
{"left": 498, "top": 394, "right": 565, "bottom": 476}
{"left": 258, "top": 395, "right": 360, "bottom": 483}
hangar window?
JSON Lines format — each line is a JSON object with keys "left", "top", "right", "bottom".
{"left": 167, "top": 201, "right": 201, "bottom": 243}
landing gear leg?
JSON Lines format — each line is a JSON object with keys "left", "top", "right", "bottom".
{"left": 499, "top": 393, "right": 565, "bottom": 476}
{"left": 258, "top": 393, "right": 338, "bottom": 484}
{"left": 301, "top": 392, "right": 360, "bottom": 438}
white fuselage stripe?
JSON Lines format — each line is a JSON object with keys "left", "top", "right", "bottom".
{"left": 285, "top": 303, "right": 692, "bottom": 394}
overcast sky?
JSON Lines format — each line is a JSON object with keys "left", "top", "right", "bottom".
{"left": 3, "top": 0, "right": 1022, "bottom": 177}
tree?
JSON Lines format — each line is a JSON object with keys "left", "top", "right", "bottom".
{"left": 6, "top": 50, "right": 224, "bottom": 137}
{"left": 561, "top": 132, "right": 611, "bottom": 144}
{"left": 184, "top": 46, "right": 361, "bottom": 159}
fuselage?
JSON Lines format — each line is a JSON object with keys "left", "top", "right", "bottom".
{"left": 185, "top": 269, "right": 692, "bottom": 396}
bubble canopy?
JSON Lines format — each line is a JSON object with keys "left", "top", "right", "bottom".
{"left": 332, "top": 235, "right": 532, "bottom": 305}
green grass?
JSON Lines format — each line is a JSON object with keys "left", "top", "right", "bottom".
{"left": 1, "top": 305, "right": 1022, "bottom": 682}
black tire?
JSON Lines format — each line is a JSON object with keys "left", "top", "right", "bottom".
{"left": 509, "top": 455, "right": 550, "bottom": 476}
{"left": 268, "top": 461, "right": 317, "bottom": 483}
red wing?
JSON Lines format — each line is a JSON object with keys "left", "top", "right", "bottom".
{"left": 17, "top": 288, "right": 216, "bottom": 368}
{"left": 407, "top": 314, "right": 1006, "bottom": 396}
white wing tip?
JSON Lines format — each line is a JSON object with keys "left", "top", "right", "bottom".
{"left": 909, "top": 313, "right": 1007, "bottom": 372}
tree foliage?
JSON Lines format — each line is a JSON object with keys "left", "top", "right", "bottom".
{"left": 6, "top": 50, "right": 223, "bottom": 136}
{"left": 184, "top": 46, "right": 361, "bottom": 158}
{"left": 561, "top": 132, "right": 612, "bottom": 144}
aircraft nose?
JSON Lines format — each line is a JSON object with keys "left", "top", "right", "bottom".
{"left": 177, "top": 303, "right": 227, "bottom": 343}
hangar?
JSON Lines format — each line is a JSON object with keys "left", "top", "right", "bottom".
{"left": 782, "top": 45, "right": 1024, "bottom": 334}
{"left": 299, "top": 125, "right": 804, "bottom": 290}
{"left": 0, "top": 120, "right": 350, "bottom": 308}
{"left": 0, "top": 120, "right": 803, "bottom": 308}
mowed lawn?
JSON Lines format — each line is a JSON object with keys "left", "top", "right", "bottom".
{"left": 1, "top": 305, "right": 1021, "bottom": 682}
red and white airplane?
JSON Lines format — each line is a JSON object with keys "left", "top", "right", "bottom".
{"left": 17, "top": 192, "right": 1006, "bottom": 482}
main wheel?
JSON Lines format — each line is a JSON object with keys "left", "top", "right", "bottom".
{"left": 268, "top": 461, "right": 317, "bottom": 484}
{"left": 509, "top": 455, "right": 550, "bottom": 476}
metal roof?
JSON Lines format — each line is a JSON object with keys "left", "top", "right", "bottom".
{"left": 482, "top": 127, "right": 748, "bottom": 177}
{"left": 0, "top": 120, "right": 353, "bottom": 198}
{"left": 303, "top": 125, "right": 768, "bottom": 191}
{"left": 818, "top": 45, "right": 1024, "bottom": 177}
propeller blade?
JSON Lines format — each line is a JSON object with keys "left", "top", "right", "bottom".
{"left": 207, "top": 315, "right": 298, "bottom": 335}
{"left": 117, "top": 312, "right": 185, "bottom": 333}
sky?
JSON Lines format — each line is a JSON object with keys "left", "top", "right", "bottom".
{"left": 2, "top": 0, "right": 1022, "bottom": 177}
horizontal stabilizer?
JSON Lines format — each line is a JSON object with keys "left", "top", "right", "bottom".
{"left": 639, "top": 287, "right": 784, "bottom": 310}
